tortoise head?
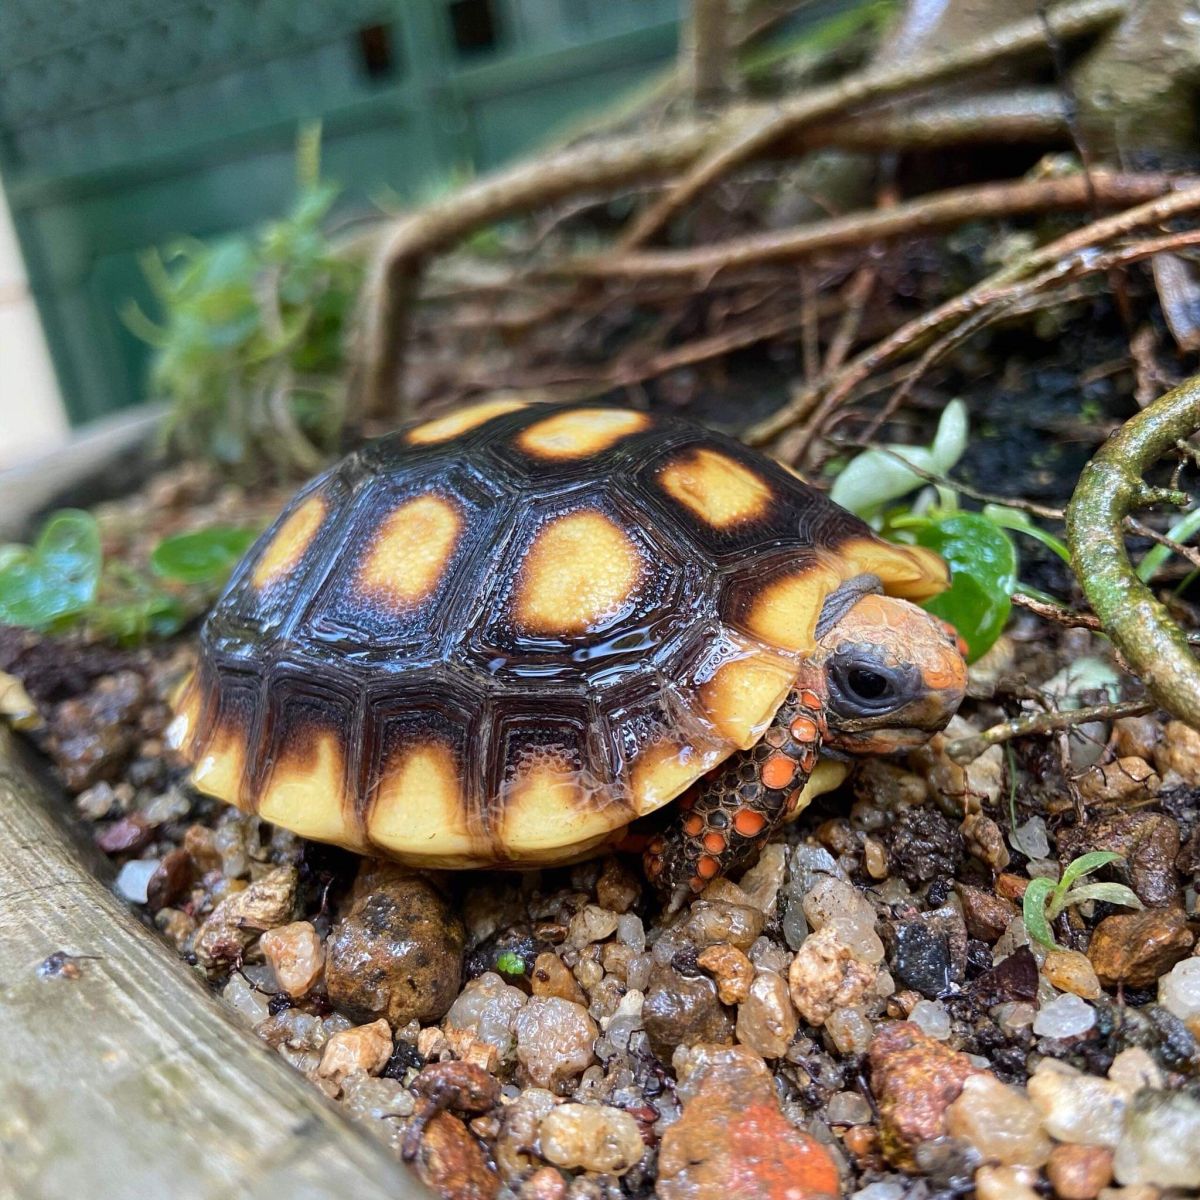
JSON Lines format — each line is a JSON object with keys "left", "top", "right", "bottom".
{"left": 813, "top": 581, "right": 967, "bottom": 754}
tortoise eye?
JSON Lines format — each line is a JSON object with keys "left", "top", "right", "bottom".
{"left": 847, "top": 667, "right": 891, "bottom": 702}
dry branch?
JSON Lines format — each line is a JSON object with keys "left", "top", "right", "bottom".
{"left": 1067, "top": 372, "right": 1200, "bottom": 727}
{"left": 555, "top": 171, "right": 1176, "bottom": 281}
{"left": 616, "top": 0, "right": 1127, "bottom": 250}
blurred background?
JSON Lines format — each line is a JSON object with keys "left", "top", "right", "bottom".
{"left": 0, "top": 0, "right": 687, "bottom": 465}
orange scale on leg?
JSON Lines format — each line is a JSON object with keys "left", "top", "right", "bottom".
{"left": 703, "top": 831, "right": 727, "bottom": 854}
{"left": 684, "top": 814, "right": 704, "bottom": 837}
{"left": 761, "top": 753, "right": 797, "bottom": 790}
{"left": 799, "top": 689, "right": 822, "bottom": 711}
{"left": 734, "top": 808, "right": 767, "bottom": 837}
{"left": 789, "top": 716, "right": 819, "bottom": 742}
{"left": 697, "top": 854, "right": 720, "bottom": 879}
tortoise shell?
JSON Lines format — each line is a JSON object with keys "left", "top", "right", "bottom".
{"left": 173, "top": 400, "right": 947, "bottom": 867}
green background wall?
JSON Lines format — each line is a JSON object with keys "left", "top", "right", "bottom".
{"left": 0, "top": 0, "right": 679, "bottom": 426}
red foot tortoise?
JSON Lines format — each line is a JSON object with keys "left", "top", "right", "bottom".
{"left": 171, "top": 400, "right": 967, "bottom": 908}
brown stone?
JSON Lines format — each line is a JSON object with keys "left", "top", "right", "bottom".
{"left": 1059, "top": 812, "right": 1181, "bottom": 908}
{"left": 411, "top": 1060, "right": 500, "bottom": 1114}
{"left": 1087, "top": 907, "right": 1194, "bottom": 988}
{"left": 697, "top": 943, "right": 754, "bottom": 1005}
{"left": 867, "top": 1020, "right": 981, "bottom": 1170}
{"left": 1155, "top": 720, "right": 1200, "bottom": 784}
{"left": 1047, "top": 1143, "right": 1114, "bottom": 1199}
{"left": 997, "top": 873, "right": 1030, "bottom": 902}
{"left": 658, "top": 1044, "right": 840, "bottom": 1199}
{"left": 1076, "top": 759, "right": 1161, "bottom": 807}
{"left": 530, "top": 951, "right": 586, "bottom": 1005}
{"left": 193, "top": 865, "right": 298, "bottom": 970}
{"left": 595, "top": 856, "right": 640, "bottom": 913}
{"left": 412, "top": 1111, "right": 500, "bottom": 1200}
{"left": 326, "top": 872, "right": 464, "bottom": 1027}
{"left": 643, "top": 965, "right": 734, "bottom": 1058}
{"left": 956, "top": 883, "right": 1018, "bottom": 943}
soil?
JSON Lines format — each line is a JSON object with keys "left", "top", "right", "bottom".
{"left": 4, "top": 230, "right": 1200, "bottom": 1200}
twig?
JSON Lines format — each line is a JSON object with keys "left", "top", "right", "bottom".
{"left": 748, "top": 180, "right": 1200, "bottom": 449}
{"left": 1067, "top": 372, "right": 1200, "bottom": 726}
{"left": 616, "top": 0, "right": 1127, "bottom": 249}
{"left": 563, "top": 171, "right": 1176, "bottom": 281}
{"left": 948, "top": 697, "right": 1155, "bottom": 762}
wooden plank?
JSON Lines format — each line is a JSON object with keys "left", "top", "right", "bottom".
{"left": 0, "top": 726, "right": 425, "bottom": 1200}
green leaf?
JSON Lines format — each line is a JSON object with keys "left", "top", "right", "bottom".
{"left": 915, "top": 513, "right": 1018, "bottom": 661}
{"left": 0, "top": 510, "right": 102, "bottom": 631}
{"left": 151, "top": 526, "right": 258, "bottom": 585}
{"left": 1058, "top": 850, "right": 1122, "bottom": 892}
{"left": 1022, "top": 876, "right": 1059, "bottom": 949}
{"left": 982, "top": 505, "right": 1071, "bottom": 564}
{"left": 1135, "top": 506, "right": 1200, "bottom": 583}
{"left": 495, "top": 951, "right": 525, "bottom": 977}
{"left": 1060, "top": 882, "right": 1143, "bottom": 912}
{"left": 930, "top": 399, "right": 969, "bottom": 475}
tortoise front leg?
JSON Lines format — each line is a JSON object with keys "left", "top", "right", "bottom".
{"left": 645, "top": 681, "right": 826, "bottom": 911}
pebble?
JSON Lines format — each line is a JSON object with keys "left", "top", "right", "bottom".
{"left": 974, "top": 1165, "right": 1041, "bottom": 1200}
{"left": 519, "top": 1167, "right": 565, "bottom": 1200}
{"left": 739, "top": 843, "right": 788, "bottom": 913}
{"left": 956, "top": 884, "right": 1017, "bottom": 944}
{"left": 1077, "top": 758, "right": 1161, "bottom": 806}
{"left": 1154, "top": 719, "right": 1200, "bottom": 784}
{"left": 680, "top": 898, "right": 765, "bottom": 951}
{"left": 787, "top": 927, "right": 876, "bottom": 1025}
{"left": 1043, "top": 949, "right": 1103, "bottom": 1000}
{"left": 736, "top": 969, "right": 796, "bottom": 1058}
{"left": 908, "top": 1000, "right": 951, "bottom": 1040}
{"left": 595, "top": 857, "right": 640, "bottom": 914}
{"left": 538, "top": 1103, "right": 644, "bottom": 1175}
{"left": 802, "top": 876, "right": 885, "bottom": 964}
{"left": 513, "top": 996, "right": 598, "bottom": 1092}
{"left": 445, "top": 972, "right": 527, "bottom": 1058}
{"left": 961, "top": 812, "right": 1011, "bottom": 874}
{"left": 221, "top": 971, "right": 271, "bottom": 1027}
{"left": 114, "top": 857, "right": 160, "bottom": 904}
{"left": 1027, "top": 1059, "right": 1127, "bottom": 1147}
{"left": 1012, "top": 816, "right": 1051, "bottom": 861}
{"left": 888, "top": 919, "right": 954, "bottom": 998}
{"left": 317, "top": 1019, "right": 393, "bottom": 1085}
{"left": 1107, "top": 1047, "right": 1164, "bottom": 1094}
{"left": 867, "top": 1021, "right": 980, "bottom": 1169}
{"left": 1088, "top": 908, "right": 1194, "bottom": 988}
{"left": 412, "top": 1060, "right": 500, "bottom": 1114}
{"left": 911, "top": 716, "right": 1004, "bottom": 807}
{"left": 1112, "top": 1090, "right": 1200, "bottom": 1188}
{"left": 1113, "top": 714, "right": 1161, "bottom": 761}
{"left": 887, "top": 806, "right": 964, "bottom": 885}
{"left": 826, "top": 1091, "right": 873, "bottom": 1125}
{"left": 531, "top": 952, "right": 586, "bottom": 1005}
{"left": 193, "top": 865, "right": 298, "bottom": 969}
{"left": 1156, "top": 953, "right": 1200, "bottom": 1027}
{"left": 616, "top": 912, "right": 645, "bottom": 952}
{"left": 850, "top": 1184, "right": 905, "bottom": 1200}
{"left": 1033, "top": 993, "right": 1097, "bottom": 1038}
{"left": 566, "top": 905, "right": 619, "bottom": 949}
{"left": 643, "top": 965, "right": 734, "bottom": 1058}
{"left": 1048, "top": 1144, "right": 1114, "bottom": 1199}
{"left": 945, "top": 1073, "right": 1051, "bottom": 1168}
{"left": 825, "top": 1006, "right": 874, "bottom": 1055}
{"left": 1059, "top": 812, "right": 1180, "bottom": 909}
{"left": 658, "top": 1045, "right": 840, "bottom": 1199}
{"left": 697, "top": 943, "right": 754, "bottom": 1005}
{"left": 411, "top": 1111, "right": 499, "bottom": 1200}
{"left": 326, "top": 870, "right": 464, "bottom": 1027}
{"left": 260, "top": 920, "right": 324, "bottom": 998}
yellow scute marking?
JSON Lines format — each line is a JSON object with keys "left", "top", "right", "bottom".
{"left": 843, "top": 536, "right": 949, "bottom": 601}
{"left": 630, "top": 737, "right": 728, "bottom": 815}
{"left": 252, "top": 495, "right": 326, "bottom": 589}
{"left": 357, "top": 494, "right": 462, "bottom": 609}
{"left": 517, "top": 408, "right": 648, "bottom": 460}
{"left": 257, "top": 732, "right": 363, "bottom": 849}
{"left": 501, "top": 752, "right": 597, "bottom": 853}
{"left": 368, "top": 741, "right": 475, "bottom": 857}
{"left": 407, "top": 398, "right": 527, "bottom": 444}
{"left": 699, "top": 650, "right": 796, "bottom": 749}
{"left": 659, "top": 448, "right": 772, "bottom": 528}
{"left": 190, "top": 721, "right": 249, "bottom": 811}
{"left": 515, "top": 510, "right": 643, "bottom": 635}
{"left": 740, "top": 562, "right": 843, "bottom": 654}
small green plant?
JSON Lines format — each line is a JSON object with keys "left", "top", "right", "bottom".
{"left": 494, "top": 950, "right": 526, "bottom": 977}
{"left": 124, "top": 124, "right": 363, "bottom": 477}
{"left": 830, "top": 400, "right": 1070, "bottom": 661}
{"left": 1022, "top": 851, "right": 1143, "bottom": 949}
{"left": 0, "top": 510, "right": 256, "bottom": 644}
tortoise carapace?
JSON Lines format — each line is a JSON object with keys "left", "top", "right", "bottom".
{"left": 171, "top": 400, "right": 967, "bottom": 908}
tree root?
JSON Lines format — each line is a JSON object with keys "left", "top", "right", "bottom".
{"left": 948, "top": 697, "right": 1155, "bottom": 762}
{"left": 554, "top": 171, "right": 1175, "bottom": 281}
{"left": 615, "top": 0, "right": 1126, "bottom": 250}
{"left": 1066, "top": 372, "right": 1200, "bottom": 727}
